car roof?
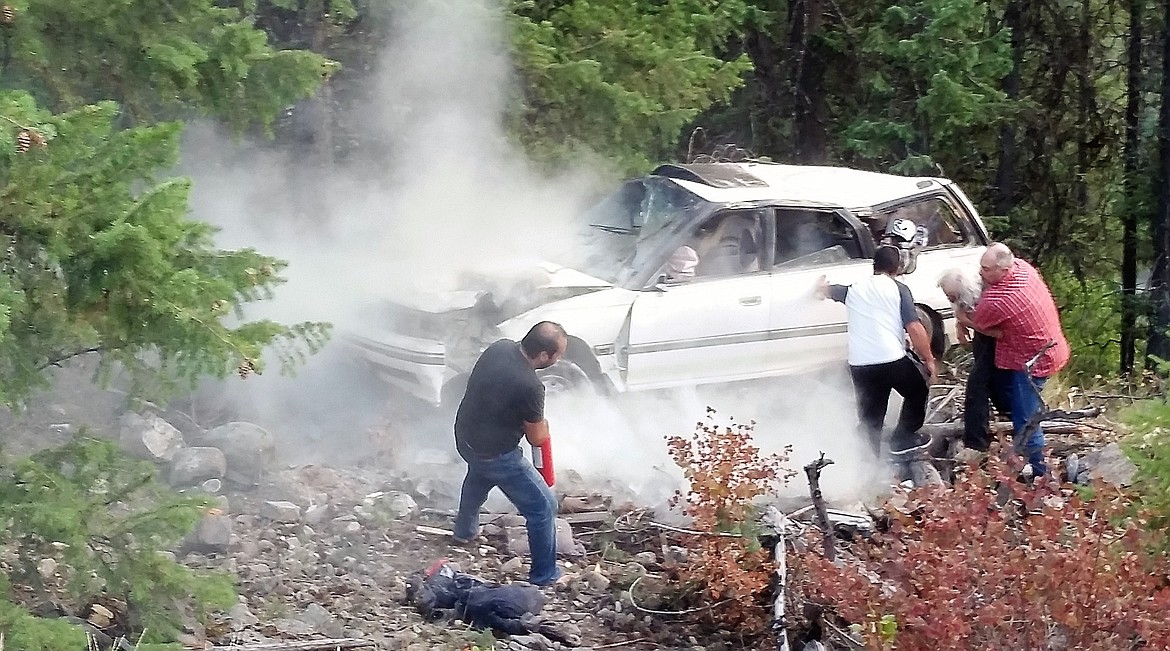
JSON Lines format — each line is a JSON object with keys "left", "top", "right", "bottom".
{"left": 653, "top": 162, "right": 951, "bottom": 210}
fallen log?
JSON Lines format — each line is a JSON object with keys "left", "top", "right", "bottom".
{"left": 921, "top": 419, "right": 1097, "bottom": 442}
{"left": 205, "top": 639, "right": 374, "bottom": 651}
{"left": 764, "top": 507, "right": 792, "bottom": 651}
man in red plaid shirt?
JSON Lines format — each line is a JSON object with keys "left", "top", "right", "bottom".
{"left": 960, "top": 242, "right": 1069, "bottom": 477}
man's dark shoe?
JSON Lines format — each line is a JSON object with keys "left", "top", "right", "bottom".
{"left": 889, "top": 431, "right": 931, "bottom": 456}
{"left": 530, "top": 568, "right": 564, "bottom": 587}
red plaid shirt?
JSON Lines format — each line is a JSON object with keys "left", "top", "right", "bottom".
{"left": 972, "top": 259, "right": 1069, "bottom": 376}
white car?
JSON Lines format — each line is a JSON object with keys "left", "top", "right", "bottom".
{"left": 347, "top": 162, "right": 989, "bottom": 406}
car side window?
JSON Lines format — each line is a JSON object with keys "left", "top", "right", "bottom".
{"left": 662, "top": 210, "right": 766, "bottom": 281}
{"left": 774, "top": 209, "right": 860, "bottom": 268}
{"left": 868, "top": 197, "right": 970, "bottom": 248}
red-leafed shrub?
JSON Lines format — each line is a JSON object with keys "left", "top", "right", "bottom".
{"left": 796, "top": 452, "right": 1170, "bottom": 650}
{"left": 665, "top": 407, "right": 795, "bottom": 632}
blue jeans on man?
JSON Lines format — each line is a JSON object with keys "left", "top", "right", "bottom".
{"left": 453, "top": 446, "right": 559, "bottom": 585}
{"left": 996, "top": 369, "right": 1048, "bottom": 476}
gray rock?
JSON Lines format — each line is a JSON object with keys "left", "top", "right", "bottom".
{"left": 169, "top": 447, "right": 227, "bottom": 486}
{"left": 633, "top": 551, "right": 657, "bottom": 565}
{"left": 1085, "top": 442, "right": 1138, "bottom": 486}
{"left": 272, "top": 618, "right": 316, "bottom": 636}
{"left": 383, "top": 491, "right": 418, "bottom": 518}
{"left": 303, "top": 504, "right": 332, "bottom": 525}
{"left": 506, "top": 519, "right": 583, "bottom": 556}
{"left": 228, "top": 603, "right": 259, "bottom": 631}
{"left": 261, "top": 500, "right": 301, "bottom": 523}
{"left": 297, "top": 602, "right": 341, "bottom": 636}
{"left": 119, "top": 412, "right": 184, "bottom": 462}
{"left": 197, "top": 422, "right": 276, "bottom": 486}
{"left": 501, "top": 557, "right": 524, "bottom": 573}
{"left": 579, "top": 569, "right": 610, "bottom": 592}
{"left": 386, "top": 631, "right": 420, "bottom": 650}
{"left": 189, "top": 514, "right": 232, "bottom": 553}
{"left": 36, "top": 558, "right": 57, "bottom": 579}
{"left": 201, "top": 478, "right": 222, "bottom": 494}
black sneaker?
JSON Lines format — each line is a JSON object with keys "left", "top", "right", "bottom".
{"left": 889, "top": 431, "right": 931, "bottom": 456}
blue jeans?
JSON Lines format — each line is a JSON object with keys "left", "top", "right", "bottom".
{"left": 996, "top": 369, "right": 1048, "bottom": 476}
{"left": 454, "top": 446, "right": 559, "bottom": 584}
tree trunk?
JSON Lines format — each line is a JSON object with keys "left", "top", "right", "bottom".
{"left": 789, "top": 0, "right": 827, "bottom": 163}
{"left": 993, "top": 1, "right": 1023, "bottom": 217}
{"left": 1145, "top": 0, "right": 1170, "bottom": 366}
{"left": 1121, "top": 0, "right": 1143, "bottom": 374}
{"left": 309, "top": 0, "right": 334, "bottom": 173}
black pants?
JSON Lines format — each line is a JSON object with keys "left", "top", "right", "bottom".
{"left": 963, "top": 333, "right": 1011, "bottom": 451}
{"left": 849, "top": 356, "right": 929, "bottom": 453}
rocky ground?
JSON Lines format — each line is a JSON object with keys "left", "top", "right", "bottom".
{"left": 181, "top": 462, "right": 734, "bottom": 651}
{"left": 1, "top": 358, "right": 1143, "bottom": 651}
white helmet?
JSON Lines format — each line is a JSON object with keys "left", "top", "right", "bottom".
{"left": 885, "top": 218, "right": 917, "bottom": 243}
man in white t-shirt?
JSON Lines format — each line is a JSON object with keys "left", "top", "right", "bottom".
{"left": 816, "top": 245, "right": 937, "bottom": 455}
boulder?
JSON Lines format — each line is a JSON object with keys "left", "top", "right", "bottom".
{"left": 261, "top": 500, "right": 302, "bottom": 523}
{"left": 227, "top": 603, "right": 259, "bottom": 631}
{"left": 506, "top": 518, "right": 584, "bottom": 556}
{"left": 119, "top": 412, "right": 184, "bottom": 462}
{"left": 189, "top": 514, "right": 232, "bottom": 553}
{"left": 168, "top": 447, "right": 227, "bottom": 486}
{"left": 1085, "top": 442, "right": 1138, "bottom": 486}
{"left": 196, "top": 422, "right": 276, "bottom": 486}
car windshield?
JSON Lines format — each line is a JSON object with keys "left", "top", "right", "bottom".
{"left": 572, "top": 177, "right": 706, "bottom": 286}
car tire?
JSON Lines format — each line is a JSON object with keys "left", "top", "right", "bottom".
{"left": 915, "top": 305, "right": 947, "bottom": 359}
{"left": 538, "top": 359, "right": 591, "bottom": 395}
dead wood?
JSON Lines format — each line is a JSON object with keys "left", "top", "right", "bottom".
{"left": 205, "top": 638, "right": 374, "bottom": 651}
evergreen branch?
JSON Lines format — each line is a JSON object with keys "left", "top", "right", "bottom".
{"left": 0, "top": 114, "right": 34, "bottom": 131}
{"left": 36, "top": 346, "right": 103, "bottom": 370}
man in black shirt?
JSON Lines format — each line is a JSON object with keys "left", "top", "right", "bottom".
{"left": 452, "top": 321, "right": 568, "bottom": 586}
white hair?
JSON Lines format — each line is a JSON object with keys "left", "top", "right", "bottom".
{"left": 985, "top": 242, "right": 1015, "bottom": 269}
{"left": 937, "top": 267, "right": 982, "bottom": 311}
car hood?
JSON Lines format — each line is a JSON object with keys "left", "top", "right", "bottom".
{"left": 379, "top": 261, "right": 613, "bottom": 315}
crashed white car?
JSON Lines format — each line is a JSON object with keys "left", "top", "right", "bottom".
{"left": 348, "top": 162, "right": 990, "bottom": 406}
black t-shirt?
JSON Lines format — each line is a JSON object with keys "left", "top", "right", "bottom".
{"left": 454, "top": 339, "right": 545, "bottom": 457}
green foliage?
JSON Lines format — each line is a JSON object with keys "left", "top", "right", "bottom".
{"left": 0, "top": 437, "right": 235, "bottom": 645}
{"left": 1119, "top": 399, "right": 1170, "bottom": 552}
{"left": 0, "top": 591, "right": 87, "bottom": 651}
{"left": 1044, "top": 266, "right": 1125, "bottom": 378}
{"left": 0, "top": 94, "right": 330, "bottom": 404}
{"left": 509, "top": 0, "right": 757, "bottom": 172}
{"left": 835, "top": 0, "right": 1012, "bottom": 174}
{"left": 1, "top": 0, "right": 334, "bottom": 129}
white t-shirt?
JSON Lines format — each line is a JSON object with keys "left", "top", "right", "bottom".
{"left": 829, "top": 274, "right": 919, "bottom": 366}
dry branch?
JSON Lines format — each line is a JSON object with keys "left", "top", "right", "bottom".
{"left": 205, "top": 638, "right": 374, "bottom": 651}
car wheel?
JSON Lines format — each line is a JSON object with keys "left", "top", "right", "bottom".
{"left": 538, "top": 359, "right": 591, "bottom": 394}
{"left": 915, "top": 306, "right": 947, "bottom": 359}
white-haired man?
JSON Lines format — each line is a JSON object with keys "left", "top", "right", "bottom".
{"left": 938, "top": 268, "right": 1011, "bottom": 452}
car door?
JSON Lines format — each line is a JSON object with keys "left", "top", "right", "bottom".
{"left": 765, "top": 208, "right": 873, "bottom": 372}
{"left": 622, "top": 209, "right": 773, "bottom": 389}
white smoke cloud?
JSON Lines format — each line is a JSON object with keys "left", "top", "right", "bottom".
{"left": 178, "top": 0, "right": 894, "bottom": 510}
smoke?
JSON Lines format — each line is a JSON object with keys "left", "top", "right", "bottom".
{"left": 548, "top": 372, "right": 891, "bottom": 512}
{"left": 178, "top": 0, "right": 893, "bottom": 510}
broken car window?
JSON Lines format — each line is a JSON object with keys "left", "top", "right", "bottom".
{"left": 774, "top": 210, "right": 860, "bottom": 268}
{"left": 866, "top": 197, "right": 969, "bottom": 248}
{"left": 577, "top": 177, "right": 709, "bottom": 286}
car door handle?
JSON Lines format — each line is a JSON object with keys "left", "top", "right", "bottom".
{"left": 739, "top": 296, "right": 762, "bottom": 306}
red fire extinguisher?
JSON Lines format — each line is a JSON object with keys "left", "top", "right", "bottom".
{"left": 531, "top": 440, "right": 555, "bottom": 487}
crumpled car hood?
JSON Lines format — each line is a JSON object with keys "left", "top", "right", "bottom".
{"left": 381, "top": 261, "right": 612, "bottom": 314}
